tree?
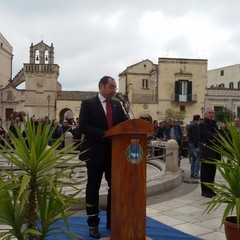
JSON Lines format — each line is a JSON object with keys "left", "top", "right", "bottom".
{"left": 163, "top": 108, "right": 186, "bottom": 124}
{"left": 215, "top": 107, "right": 236, "bottom": 123}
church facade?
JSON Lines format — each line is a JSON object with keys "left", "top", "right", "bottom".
{"left": 0, "top": 37, "right": 95, "bottom": 123}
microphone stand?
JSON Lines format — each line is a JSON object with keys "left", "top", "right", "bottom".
{"left": 122, "top": 101, "right": 135, "bottom": 119}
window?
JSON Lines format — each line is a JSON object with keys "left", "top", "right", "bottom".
{"left": 220, "top": 70, "right": 224, "bottom": 76}
{"left": 44, "top": 50, "right": 49, "bottom": 64}
{"left": 175, "top": 80, "right": 192, "bottom": 102}
{"left": 7, "top": 91, "right": 12, "bottom": 100}
{"left": 229, "top": 82, "right": 234, "bottom": 89}
{"left": 180, "top": 106, "right": 185, "bottom": 112}
{"left": 238, "top": 81, "right": 240, "bottom": 90}
{"left": 179, "top": 81, "right": 188, "bottom": 95}
{"left": 35, "top": 50, "right": 40, "bottom": 64}
{"left": 142, "top": 79, "right": 148, "bottom": 89}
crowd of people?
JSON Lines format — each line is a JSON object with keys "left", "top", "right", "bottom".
{"left": 152, "top": 109, "right": 240, "bottom": 199}
{"left": 0, "top": 115, "right": 82, "bottom": 150}
{"left": 152, "top": 118, "right": 186, "bottom": 166}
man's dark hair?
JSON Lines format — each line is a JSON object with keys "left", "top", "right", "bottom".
{"left": 98, "top": 76, "right": 113, "bottom": 89}
{"left": 193, "top": 114, "right": 201, "bottom": 121}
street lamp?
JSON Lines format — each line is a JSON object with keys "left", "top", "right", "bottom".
{"left": 47, "top": 95, "right": 51, "bottom": 116}
{"left": 201, "top": 106, "right": 204, "bottom": 117}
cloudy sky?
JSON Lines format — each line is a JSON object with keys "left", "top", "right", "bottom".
{"left": 1, "top": 0, "right": 240, "bottom": 91}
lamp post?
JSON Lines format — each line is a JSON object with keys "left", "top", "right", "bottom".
{"left": 201, "top": 106, "right": 204, "bottom": 117}
{"left": 47, "top": 95, "right": 51, "bottom": 116}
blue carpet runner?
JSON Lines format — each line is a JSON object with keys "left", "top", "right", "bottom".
{"left": 47, "top": 211, "right": 199, "bottom": 239}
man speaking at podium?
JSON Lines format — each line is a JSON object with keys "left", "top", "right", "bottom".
{"left": 79, "top": 76, "right": 128, "bottom": 238}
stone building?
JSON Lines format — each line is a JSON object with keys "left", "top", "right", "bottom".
{"left": 0, "top": 33, "right": 13, "bottom": 89}
{"left": 206, "top": 64, "right": 240, "bottom": 118}
{"left": 0, "top": 36, "right": 96, "bottom": 122}
{"left": 119, "top": 58, "right": 207, "bottom": 123}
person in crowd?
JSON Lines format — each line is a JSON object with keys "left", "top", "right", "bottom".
{"left": 9, "top": 117, "right": 21, "bottom": 138}
{"left": 58, "top": 119, "right": 72, "bottom": 148}
{"left": 233, "top": 117, "right": 240, "bottom": 132}
{"left": 79, "top": 76, "right": 128, "bottom": 238}
{"left": 0, "top": 119, "right": 6, "bottom": 147}
{"left": 199, "top": 107, "right": 220, "bottom": 198}
{"left": 164, "top": 118, "right": 183, "bottom": 165}
{"left": 188, "top": 114, "right": 201, "bottom": 179}
{"left": 164, "top": 119, "right": 183, "bottom": 146}
{"left": 61, "top": 119, "right": 72, "bottom": 134}
{"left": 49, "top": 119, "right": 63, "bottom": 147}
{"left": 8, "top": 117, "right": 21, "bottom": 148}
{"left": 154, "top": 122, "right": 165, "bottom": 156}
{"left": 149, "top": 120, "right": 159, "bottom": 141}
{"left": 153, "top": 120, "right": 159, "bottom": 135}
{"left": 155, "top": 122, "right": 165, "bottom": 140}
{"left": 72, "top": 120, "right": 83, "bottom": 150}
{"left": 30, "top": 115, "right": 38, "bottom": 130}
{"left": 42, "top": 116, "right": 50, "bottom": 128}
{"left": 181, "top": 124, "right": 189, "bottom": 157}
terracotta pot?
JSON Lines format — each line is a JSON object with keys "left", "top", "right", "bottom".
{"left": 224, "top": 216, "right": 240, "bottom": 240}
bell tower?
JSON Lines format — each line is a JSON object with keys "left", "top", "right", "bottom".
{"left": 29, "top": 40, "right": 54, "bottom": 65}
{"left": 23, "top": 41, "right": 61, "bottom": 118}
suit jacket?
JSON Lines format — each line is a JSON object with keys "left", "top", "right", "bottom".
{"left": 79, "top": 95, "right": 128, "bottom": 166}
{"left": 188, "top": 121, "right": 199, "bottom": 147}
{"left": 199, "top": 118, "right": 221, "bottom": 161}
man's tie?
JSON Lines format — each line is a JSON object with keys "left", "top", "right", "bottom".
{"left": 106, "top": 99, "right": 113, "bottom": 129}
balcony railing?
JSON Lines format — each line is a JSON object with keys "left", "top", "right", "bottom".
{"left": 171, "top": 94, "right": 197, "bottom": 102}
{"left": 132, "top": 94, "right": 158, "bottom": 104}
{"left": 24, "top": 63, "right": 59, "bottom": 73}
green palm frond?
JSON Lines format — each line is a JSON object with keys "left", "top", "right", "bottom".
{"left": 203, "top": 122, "right": 240, "bottom": 227}
{"left": 0, "top": 116, "right": 85, "bottom": 239}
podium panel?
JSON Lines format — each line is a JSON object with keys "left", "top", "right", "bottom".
{"left": 104, "top": 119, "right": 154, "bottom": 239}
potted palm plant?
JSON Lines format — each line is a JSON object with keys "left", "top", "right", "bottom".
{"left": 203, "top": 122, "right": 240, "bottom": 240}
{"left": 0, "top": 116, "right": 86, "bottom": 240}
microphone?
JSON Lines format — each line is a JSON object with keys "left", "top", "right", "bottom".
{"left": 115, "top": 92, "right": 135, "bottom": 119}
{"left": 115, "top": 93, "right": 127, "bottom": 103}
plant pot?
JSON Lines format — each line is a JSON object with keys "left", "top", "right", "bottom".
{"left": 224, "top": 216, "right": 240, "bottom": 240}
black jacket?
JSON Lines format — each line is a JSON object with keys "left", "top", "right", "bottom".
{"left": 188, "top": 121, "right": 199, "bottom": 147}
{"left": 79, "top": 95, "right": 128, "bottom": 166}
{"left": 199, "top": 118, "right": 221, "bottom": 161}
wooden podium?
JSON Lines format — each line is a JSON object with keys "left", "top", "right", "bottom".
{"left": 104, "top": 119, "right": 154, "bottom": 240}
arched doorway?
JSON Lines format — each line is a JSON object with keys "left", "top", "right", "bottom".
{"left": 59, "top": 108, "right": 74, "bottom": 124}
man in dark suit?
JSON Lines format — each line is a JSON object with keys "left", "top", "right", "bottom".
{"left": 199, "top": 107, "right": 220, "bottom": 198}
{"left": 188, "top": 114, "right": 201, "bottom": 178}
{"left": 79, "top": 76, "right": 128, "bottom": 238}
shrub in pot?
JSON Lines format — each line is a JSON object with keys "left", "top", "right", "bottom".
{"left": 0, "top": 116, "right": 85, "bottom": 240}
{"left": 203, "top": 122, "right": 240, "bottom": 239}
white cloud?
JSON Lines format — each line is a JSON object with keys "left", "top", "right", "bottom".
{"left": 1, "top": 0, "right": 240, "bottom": 90}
